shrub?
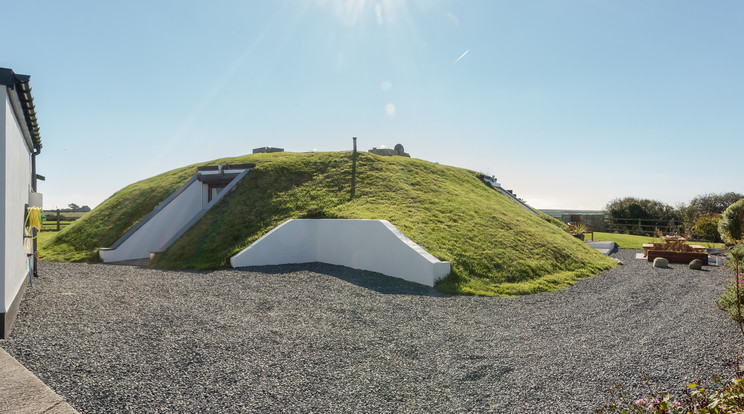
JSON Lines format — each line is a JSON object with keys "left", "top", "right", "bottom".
{"left": 717, "top": 243, "right": 744, "bottom": 323}
{"left": 689, "top": 213, "right": 722, "bottom": 242}
{"left": 715, "top": 275, "right": 744, "bottom": 324}
{"left": 597, "top": 375, "right": 744, "bottom": 413}
{"left": 684, "top": 192, "right": 744, "bottom": 223}
{"left": 718, "top": 198, "right": 744, "bottom": 244}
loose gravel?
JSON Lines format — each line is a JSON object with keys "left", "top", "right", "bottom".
{"left": 1, "top": 250, "right": 741, "bottom": 413}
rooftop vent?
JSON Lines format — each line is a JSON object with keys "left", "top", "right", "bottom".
{"left": 252, "top": 146, "right": 284, "bottom": 154}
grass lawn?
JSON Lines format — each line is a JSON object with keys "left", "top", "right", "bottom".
{"left": 589, "top": 231, "right": 724, "bottom": 250}
{"left": 43, "top": 152, "right": 616, "bottom": 296}
{"left": 41, "top": 221, "right": 74, "bottom": 231}
{"left": 37, "top": 231, "right": 57, "bottom": 249}
{"left": 43, "top": 211, "right": 88, "bottom": 219}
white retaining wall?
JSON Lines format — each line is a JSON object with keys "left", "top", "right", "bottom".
{"left": 230, "top": 219, "right": 450, "bottom": 287}
{"left": 99, "top": 178, "right": 204, "bottom": 262}
{"left": 1, "top": 89, "right": 34, "bottom": 314}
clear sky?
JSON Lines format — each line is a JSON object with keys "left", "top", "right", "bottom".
{"left": 3, "top": 0, "right": 743, "bottom": 210}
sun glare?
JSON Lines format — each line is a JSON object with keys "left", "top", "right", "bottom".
{"left": 385, "top": 103, "right": 396, "bottom": 117}
{"left": 318, "top": 0, "right": 403, "bottom": 27}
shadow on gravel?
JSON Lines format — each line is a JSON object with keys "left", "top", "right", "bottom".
{"left": 235, "top": 262, "right": 448, "bottom": 297}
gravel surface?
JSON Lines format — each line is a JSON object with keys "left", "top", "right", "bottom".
{"left": 1, "top": 250, "right": 741, "bottom": 413}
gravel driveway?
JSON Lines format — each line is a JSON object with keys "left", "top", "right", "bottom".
{"left": 1, "top": 250, "right": 741, "bottom": 413}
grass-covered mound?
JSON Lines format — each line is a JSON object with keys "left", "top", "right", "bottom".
{"left": 42, "top": 152, "right": 615, "bottom": 295}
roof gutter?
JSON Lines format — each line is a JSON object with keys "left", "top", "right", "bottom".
{"left": 0, "top": 68, "right": 42, "bottom": 153}
{"left": 5, "top": 86, "right": 35, "bottom": 152}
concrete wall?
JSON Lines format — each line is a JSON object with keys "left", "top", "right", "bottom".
{"left": 230, "top": 219, "right": 451, "bottom": 287}
{"left": 100, "top": 168, "right": 249, "bottom": 263}
{"left": 1, "top": 89, "right": 33, "bottom": 316}
{"left": 100, "top": 178, "right": 204, "bottom": 262}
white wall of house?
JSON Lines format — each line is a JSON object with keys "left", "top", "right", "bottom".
{"left": 230, "top": 219, "right": 451, "bottom": 287}
{"left": 1, "top": 89, "right": 33, "bottom": 315}
{"left": 100, "top": 178, "right": 204, "bottom": 262}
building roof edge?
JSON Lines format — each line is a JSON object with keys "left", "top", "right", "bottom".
{"left": 0, "top": 67, "right": 42, "bottom": 151}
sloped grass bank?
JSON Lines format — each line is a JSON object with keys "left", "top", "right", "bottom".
{"left": 41, "top": 165, "right": 198, "bottom": 262}
{"left": 43, "top": 152, "right": 615, "bottom": 295}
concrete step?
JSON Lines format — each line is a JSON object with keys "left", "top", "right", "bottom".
{"left": 0, "top": 348, "right": 80, "bottom": 413}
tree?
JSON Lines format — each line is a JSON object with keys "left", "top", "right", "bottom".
{"left": 681, "top": 192, "right": 743, "bottom": 241}
{"left": 604, "top": 197, "right": 683, "bottom": 235}
{"left": 605, "top": 197, "right": 680, "bottom": 221}
{"left": 68, "top": 203, "right": 80, "bottom": 210}
{"left": 684, "top": 192, "right": 744, "bottom": 223}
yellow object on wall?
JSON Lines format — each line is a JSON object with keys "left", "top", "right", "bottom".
{"left": 24, "top": 206, "right": 43, "bottom": 251}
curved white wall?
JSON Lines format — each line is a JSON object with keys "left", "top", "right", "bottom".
{"left": 230, "top": 219, "right": 450, "bottom": 287}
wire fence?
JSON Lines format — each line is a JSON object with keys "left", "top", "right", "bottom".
{"left": 602, "top": 217, "right": 684, "bottom": 237}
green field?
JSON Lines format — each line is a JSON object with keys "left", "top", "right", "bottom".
{"left": 587, "top": 231, "right": 724, "bottom": 250}
{"left": 41, "top": 221, "right": 74, "bottom": 231}
{"left": 37, "top": 231, "right": 56, "bottom": 247}
{"left": 42, "top": 151, "right": 616, "bottom": 296}
{"left": 42, "top": 210, "right": 87, "bottom": 219}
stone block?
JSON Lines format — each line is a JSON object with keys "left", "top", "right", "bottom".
{"left": 653, "top": 257, "right": 669, "bottom": 268}
{"left": 689, "top": 259, "right": 704, "bottom": 270}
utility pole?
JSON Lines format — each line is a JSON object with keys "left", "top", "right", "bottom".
{"left": 350, "top": 137, "right": 357, "bottom": 199}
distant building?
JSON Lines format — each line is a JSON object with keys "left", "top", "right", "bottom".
{"left": 541, "top": 210, "right": 607, "bottom": 231}
{"left": 0, "top": 67, "right": 43, "bottom": 338}
{"left": 252, "top": 146, "right": 284, "bottom": 154}
{"left": 561, "top": 213, "right": 606, "bottom": 231}
{"left": 369, "top": 143, "right": 410, "bottom": 157}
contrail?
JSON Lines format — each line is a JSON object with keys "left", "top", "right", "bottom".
{"left": 453, "top": 49, "right": 469, "bottom": 64}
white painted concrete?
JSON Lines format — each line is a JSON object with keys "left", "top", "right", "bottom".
{"left": 100, "top": 168, "right": 250, "bottom": 263}
{"left": 1, "top": 88, "right": 34, "bottom": 314}
{"left": 100, "top": 178, "right": 204, "bottom": 262}
{"left": 230, "top": 219, "right": 451, "bottom": 287}
{"left": 585, "top": 241, "right": 616, "bottom": 256}
{"left": 153, "top": 169, "right": 249, "bottom": 256}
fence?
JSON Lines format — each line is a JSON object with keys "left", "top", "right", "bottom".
{"left": 40, "top": 209, "right": 85, "bottom": 232}
{"left": 601, "top": 217, "right": 684, "bottom": 237}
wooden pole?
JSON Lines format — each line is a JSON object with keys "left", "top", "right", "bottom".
{"left": 350, "top": 137, "right": 357, "bottom": 200}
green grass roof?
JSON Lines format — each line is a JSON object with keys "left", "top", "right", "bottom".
{"left": 42, "top": 151, "right": 615, "bottom": 296}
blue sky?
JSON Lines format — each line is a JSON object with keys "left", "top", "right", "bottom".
{"left": 3, "top": 0, "right": 743, "bottom": 210}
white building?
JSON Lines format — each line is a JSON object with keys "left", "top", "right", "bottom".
{"left": 0, "top": 68, "right": 42, "bottom": 339}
